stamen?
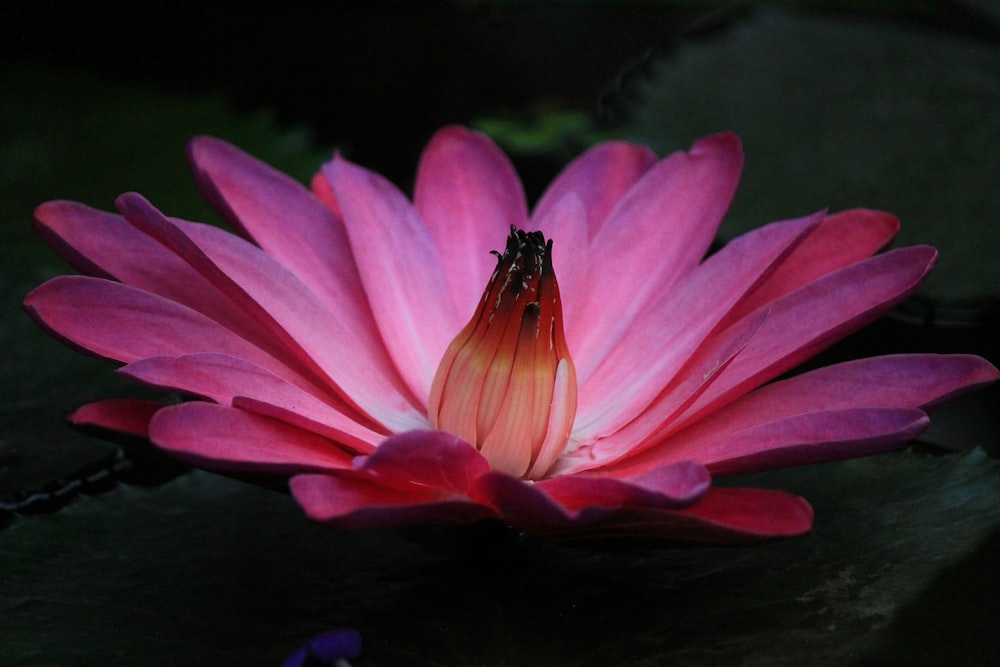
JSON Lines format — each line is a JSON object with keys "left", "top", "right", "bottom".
{"left": 428, "top": 227, "right": 577, "bottom": 479}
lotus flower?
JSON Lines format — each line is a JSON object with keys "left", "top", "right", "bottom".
{"left": 25, "top": 126, "right": 998, "bottom": 543}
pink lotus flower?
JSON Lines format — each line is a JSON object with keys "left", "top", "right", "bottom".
{"left": 25, "top": 126, "right": 998, "bottom": 543}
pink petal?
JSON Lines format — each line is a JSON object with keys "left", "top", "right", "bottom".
{"left": 530, "top": 193, "right": 589, "bottom": 337}
{"left": 549, "top": 488, "right": 813, "bottom": 543}
{"left": 70, "top": 398, "right": 167, "bottom": 437}
{"left": 323, "top": 155, "right": 461, "bottom": 403}
{"left": 33, "top": 201, "right": 275, "bottom": 351}
{"left": 120, "top": 354, "right": 385, "bottom": 453}
{"left": 603, "top": 353, "right": 999, "bottom": 477}
{"left": 724, "top": 208, "right": 901, "bottom": 324}
{"left": 532, "top": 139, "right": 658, "bottom": 239}
{"left": 570, "top": 133, "right": 744, "bottom": 370}
{"left": 115, "top": 193, "right": 426, "bottom": 432}
{"left": 413, "top": 126, "right": 529, "bottom": 317}
{"left": 186, "top": 137, "right": 368, "bottom": 316}
{"left": 679, "top": 245, "right": 938, "bottom": 422}
{"left": 574, "top": 212, "right": 822, "bottom": 436}
{"left": 556, "top": 308, "right": 769, "bottom": 475}
{"left": 290, "top": 473, "right": 495, "bottom": 529}
{"left": 24, "top": 276, "right": 302, "bottom": 380}
{"left": 149, "top": 402, "right": 353, "bottom": 474}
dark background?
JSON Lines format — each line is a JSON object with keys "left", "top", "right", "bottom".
{"left": 3, "top": 2, "right": 1000, "bottom": 665}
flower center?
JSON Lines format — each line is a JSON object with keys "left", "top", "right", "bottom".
{"left": 428, "top": 227, "right": 577, "bottom": 479}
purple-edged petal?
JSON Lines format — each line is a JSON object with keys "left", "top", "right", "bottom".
{"left": 570, "top": 133, "right": 743, "bottom": 369}
{"left": 602, "top": 353, "right": 1000, "bottom": 477}
{"left": 351, "top": 430, "right": 491, "bottom": 493}
{"left": 725, "top": 208, "right": 901, "bottom": 324}
{"left": 574, "top": 212, "right": 822, "bottom": 436}
{"left": 414, "top": 125, "right": 529, "bottom": 316}
{"left": 150, "top": 402, "right": 352, "bottom": 474}
{"left": 533, "top": 139, "right": 658, "bottom": 239}
{"left": 323, "top": 155, "right": 461, "bottom": 403}
{"left": 477, "top": 472, "right": 812, "bottom": 542}
{"left": 678, "top": 245, "right": 937, "bottom": 423}
{"left": 120, "top": 354, "right": 385, "bottom": 454}
{"left": 70, "top": 399, "right": 167, "bottom": 437}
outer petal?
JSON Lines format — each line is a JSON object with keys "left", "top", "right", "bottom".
{"left": 149, "top": 402, "right": 353, "bottom": 474}
{"left": 70, "top": 398, "right": 167, "bottom": 437}
{"left": 478, "top": 474, "right": 812, "bottom": 542}
{"left": 414, "top": 126, "right": 529, "bottom": 317}
{"left": 570, "top": 133, "right": 743, "bottom": 369}
{"left": 678, "top": 245, "right": 937, "bottom": 423}
{"left": 323, "top": 155, "right": 461, "bottom": 403}
{"left": 120, "top": 354, "right": 386, "bottom": 454}
{"left": 544, "top": 488, "right": 814, "bottom": 544}
{"left": 603, "top": 353, "right": 999, "bottom": 477}
{"left": 532, "top": 139, "right": 658, "bottom": 239}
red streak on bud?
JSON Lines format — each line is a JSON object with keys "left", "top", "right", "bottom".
{"left": 428, "top": 227, "right": 577, "bottom": 479}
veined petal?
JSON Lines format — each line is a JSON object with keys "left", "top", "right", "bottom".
{"left": 150, "top": 402, "right": 352, "bottom": 474}
{"left": 414, "top": 125, "right": 529, "bottom": 317}
{"left": 570, "top": 133, "right": 743, "bottom": 370}
{"left": 574, "top": 212, "right": 822, "bottom": 436}
{"left": 120, "top": 354, "right": 386, "bottom": 454}
{"left": 115, "top": 192, "right": 426, "bottom": 432}
{"left": 323, "top": 155, "right": 461, "bottom": 403}
{"left": 70, "top": 398, "right": 167, "bottom": 437}
{"left": 186, "top": 136, "right": 370, "bottom": 317}
{"left": 532, "top": 139, "right": 658, "bottom": 239}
